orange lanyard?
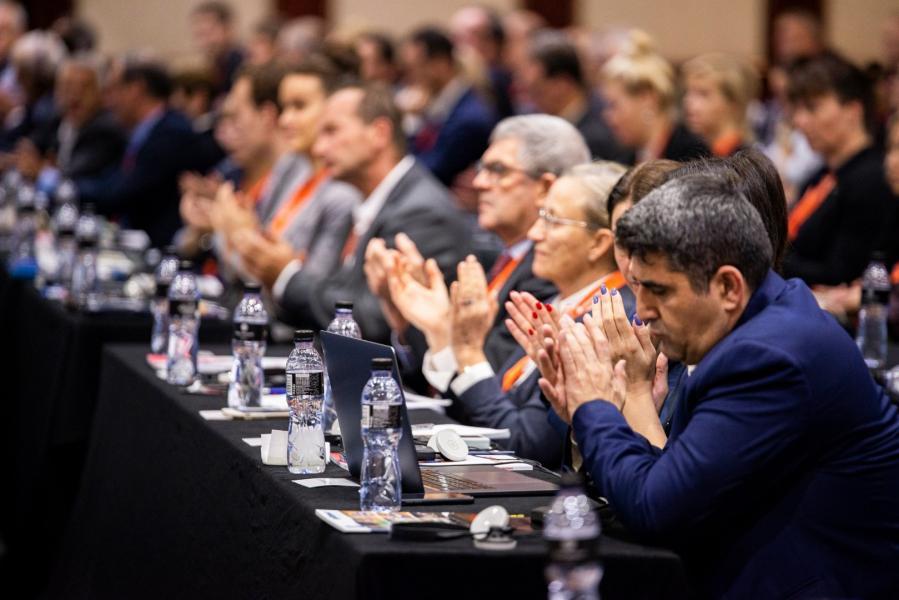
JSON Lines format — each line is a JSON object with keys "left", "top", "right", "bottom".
{"left": 788, "top": 173, "right": 836, "bottom": 242}
{"left": 244, "top": 171, "right": 271, "bottom": 206}
{"left": 712, "top": 132, "right": 743, "bottom": 157}
{"left": 891, "top": 262, "right": 899, "bottom": 286}
{"left": 500, "top": 271, "right": 626, "bottom": 392}
{"left": 487, "top": 256, "right": 522, "bottom": 294}
{"left": 267, "top": 168, "right": 329, "bottom": 239}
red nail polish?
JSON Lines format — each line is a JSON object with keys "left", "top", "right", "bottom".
{"left": 536, "top": 302, "right": 543, "bottom": 310}
{"left": 528, "top": 328, "right": 534, "bottom": 335}
{"left": 532, "top": 312, "right": 538, "bottom": 319}
{"left": 546, "top": 305, "right": 553, "bottom": 313}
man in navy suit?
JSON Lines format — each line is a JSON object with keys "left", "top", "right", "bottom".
{"left": 548, "top": 175, "right": 899, "bottom": 598}
{"left": 77, "top": 62, "right": 212, "bottom": 247}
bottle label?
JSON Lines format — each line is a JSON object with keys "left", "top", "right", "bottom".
{"left": 155, "top": 282, "right": 170, "bottom": 299}
{"left": 233, "top": 322, "right": 267, "bottom": 342}
{"left": 361, "top": 404, "right": 402, "bottom": 429}
{"left": 547, "top": 536, "right": 599, "bottom": 565}
{"left": 169, "top": 299, "right": 198, "bottom": 317}
{"left": 286, "top": 371, "right": 323, "bottom": 396}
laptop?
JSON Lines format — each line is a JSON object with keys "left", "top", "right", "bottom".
{"left": 320, "top": 331, "right": 558, "bottom": 498}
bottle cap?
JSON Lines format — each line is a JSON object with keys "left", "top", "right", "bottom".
{"left": 164, "top": 245, "right": 178, "bottom": 256}
{"left": 335, "top": 300, "right": 354, "bottom": 310}
{"left": 244, "top": 282, "right": 262, "bottom": 293}
{"left": 871, "top": 251, "right": 887, "bottom": 263}
{"left": 293, "top": 329, "right": 314, "bottom": 342}
{"left": 371, "top": 357, "right": 393, "bottom": 370}
{"left": 179, "top": 260, "right": 193, "bottom": 271}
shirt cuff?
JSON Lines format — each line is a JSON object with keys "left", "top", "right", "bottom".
{"left": 450, "top": 361, "right": 494, "bottom": 397}
{"left": 422, "top": 346, "right": 458, "bottom": 393}
{"left": 272, "top": 258, "right": 303, "bottom": 302}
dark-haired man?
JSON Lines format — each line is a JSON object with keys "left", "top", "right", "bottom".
{"left": 519, "top": 31, "right": 630, "bottom": 163}
{"left": 190, "top": 1, "right": 244, "bottom": 98}
{"left": 548, "top": 175, "right": 899, "bottom": 598}
{"left": 235, "top": 84, "right": 470, "bottom": 343}
{"left": 402, "top": 27, "right": 496, "bottom": 188}
{"left": 784, "top": 53, "right": 896, "bottom": 285}
{"left": 78, "top": 62, "right": 210, "bottom": 246}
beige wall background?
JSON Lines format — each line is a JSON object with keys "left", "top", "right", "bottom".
{"left": 77, "top": 0, "right": 896, "bottom": 66}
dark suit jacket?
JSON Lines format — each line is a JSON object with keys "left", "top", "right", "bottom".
{"left": 76, "top": 109, "right": 209, "bottom": 248}
{"left": 57, "top": 111, "right": 127, "bottom": 180}
{"left": 279, "top": 160, "right": 471, "bottom": 344}
{"left": 415, "top": 87, "right": 496, "bottom": 187}
{"left": 573, "top": 271, "right": 899, "bottom": 599}
{"left": 784, "top": 146, "right": 896, "bottom": 286}
{"left": 576, "top": 95, "right": 633, "bottom": 164}
{"left": 662, "top": 123, "right": 709, "bottom": 162}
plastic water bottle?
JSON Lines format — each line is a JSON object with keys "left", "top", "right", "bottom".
{"left": 166, "top": 260, "right": 200, "bottom": 386}
{"left": 8, "top": 184, "right": 37, "bottom": 268}
{"left": 70, "top": 203, "right": 101, "bottom": 307}
{"left": 228, "top": 283, "right": 269, "bottom": 408}
{"left": 323, "top": 301, "right": 362, "bottom": 434}
{"left": 52, "top": 186, "right": 79, "bottom": 288}
{"left": 856, "top": 254, "right": 891, "bottom": 371}
{"left": 286, "top": 330, "right": 326, "bottom": 474}
{"left": 544, "top": 473, "right": 603, "bottom": 600}
{"left": 151, "top": 247, "right": 180, "bottom": 354}
{"left": 359, "top": 357, "right": 403, "bottom": 512}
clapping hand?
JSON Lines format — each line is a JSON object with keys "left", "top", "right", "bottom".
{"left": 449, "top": 256, "right": 497, "bottom": 368}
{"left": 592, "top": 287, "right": 657, "bottom": 397}
{"left": 386, "top": 252, "right": 452, "bottom": 350}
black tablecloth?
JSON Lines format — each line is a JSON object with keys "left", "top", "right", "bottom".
{"left": 47, "top": 344, "right": 687, "bottom": 600}
{"left": 0, "top": 271, "right": 231, "bottom": 591}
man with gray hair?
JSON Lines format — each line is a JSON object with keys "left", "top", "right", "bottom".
{"left": 367, "top": 113, "right": 589, "bottom": 378}
{"left": 548, "top": 174, "right": 899, "bottom": 598}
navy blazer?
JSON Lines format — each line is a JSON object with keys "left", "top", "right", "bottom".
{"left": 76, "top": 109, "right": 211, "bottom": 247}
{"left": 415, "top": 87, "right": 496, "bottom": 187}
{"left": 572, "top": 271, "right": 899, "bottom": 598}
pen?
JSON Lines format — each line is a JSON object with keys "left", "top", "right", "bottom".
{"left": 264, "top": 387, "right": 286, "bottom": 395}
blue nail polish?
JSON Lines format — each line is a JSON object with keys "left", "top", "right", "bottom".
{"left": 611, "top": 288, "right": 618, "bottom": 296}
{"left": 593, "top": 295, "right": 599, "bottom": 304}
{"left": 634, "top": 315, "right": 643, "bottom": 326}
{"left": 600, "top": 284, "right": 607, "bottom": 295}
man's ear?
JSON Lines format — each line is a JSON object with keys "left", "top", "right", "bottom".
{"left": 710, "top": 266, "right": 747, "bottom": 313}
{"left": 536, "top": 173, "right": 556, "bottom": 199}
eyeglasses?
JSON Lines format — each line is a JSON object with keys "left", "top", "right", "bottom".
{"left": 537, "top": 207, "right": 597, "bottom": 230}
{"left": 475, "top": 160, "right": 537, "bottom": 182}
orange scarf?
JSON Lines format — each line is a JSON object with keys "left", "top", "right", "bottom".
{"left": 788, "top": 173, "right": 836, "bottom": 242}
{"left": 267, "top": 168, "right": 329, "bottom": 239}
{"left": 500, "top": 271, "right": 627, "bottom": 392}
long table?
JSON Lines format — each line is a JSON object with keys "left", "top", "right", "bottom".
{"left": 0, "top": 271, "right": 231, "bottom": 593}
{"left": 45, "top": 344, "right": 688, "bottom": 599}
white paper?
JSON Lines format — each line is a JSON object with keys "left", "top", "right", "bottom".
{"left": 419, "top": 454, "right": 521, "bottom": 467}
{"left": 403, "top": 391, "right": 452, "bottom": 410}
{"left": 411, "top": 423, "right": 511, "bottom": 440}
{"left": 147, "top": 353, "right": 289, "bottom": 376}
{"left": 294, "top": 478, "right": 359, "bottom": 488}
{"left": 199, "top": 409, "right": 231, "bottom": 421}
{"left": 242, "top": 437, "right": 263, "bottom": 447}
{"left": 261, "top": 394, "right": 289, "bottom": 410}
{"left": 261, "top": 430, "right": 288, "bottom": 466}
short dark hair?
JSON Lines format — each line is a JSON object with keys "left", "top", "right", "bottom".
{"left": 172, "top": 69, "right": 217, "bottom": 98}
{"left": 285, "top": 53, "right": 344, "bottom": 94}
{"left": 409, "top": 27, "right": 454, "bottom": 62}
{"left": 607, "top": 159, "right": 681, "bottom": 217}
{"left": 353, "top": 83, "right": 406, "bottom": 154}
{"left": 615, "top": 175, "right": 773, "bottom": 292}
{"left": 193, "top": 1, "right": 233, "bottom": 25}
{"left": 787, "top": 52, "right": 874, "bottom": 132}
{"left": 237, "top": 62, "right": 285, "bottom": 109}
{"left": 358, "top": 31, "right": 395, "bottom": 65}
{"left": 663, "top": 151, "right": 788, "bottom": 273}
{"left": 122, "top": 63, "right": 172, "bottom": 100}
{"left": 528, "top": 30, "right": 584, "bottom": 88}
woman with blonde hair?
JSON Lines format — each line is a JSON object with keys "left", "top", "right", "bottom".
{"left": 600, "top": 30, "right": 707, "bottom": 163}
{"left": 682, "top": 52, "right": 760, "bottom": 156}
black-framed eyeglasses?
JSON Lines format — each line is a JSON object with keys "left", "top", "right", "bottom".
{"left": 537, "top": 207, "right": 597, "bottom": 230}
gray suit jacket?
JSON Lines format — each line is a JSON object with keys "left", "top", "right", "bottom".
{"left": 278, "top": 160, "right": 471, "bottom": 344}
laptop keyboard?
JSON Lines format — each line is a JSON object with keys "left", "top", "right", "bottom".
{"left": 421, "top": 469, "right": 493, "bottom": 491}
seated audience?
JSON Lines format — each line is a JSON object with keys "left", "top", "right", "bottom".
{"left": 682, "top": 53, "right": 759, "bottom": 157}
{"left": 784, "top": 52, "right": 895, "bottom": 285}
{"left": 388, "top": 162, "right": 628, "bottom": 467}
{"left": 600, "top": 31, "right": 708, "bottom": 163}
{"left": 544, "top": 174, "right": 899, "bottom": 598}
{"left": 190, "top": 1, "right": 244, "bottom": 99}
{"left": 233, "top": 84, "right": 470, "bottom": 344}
